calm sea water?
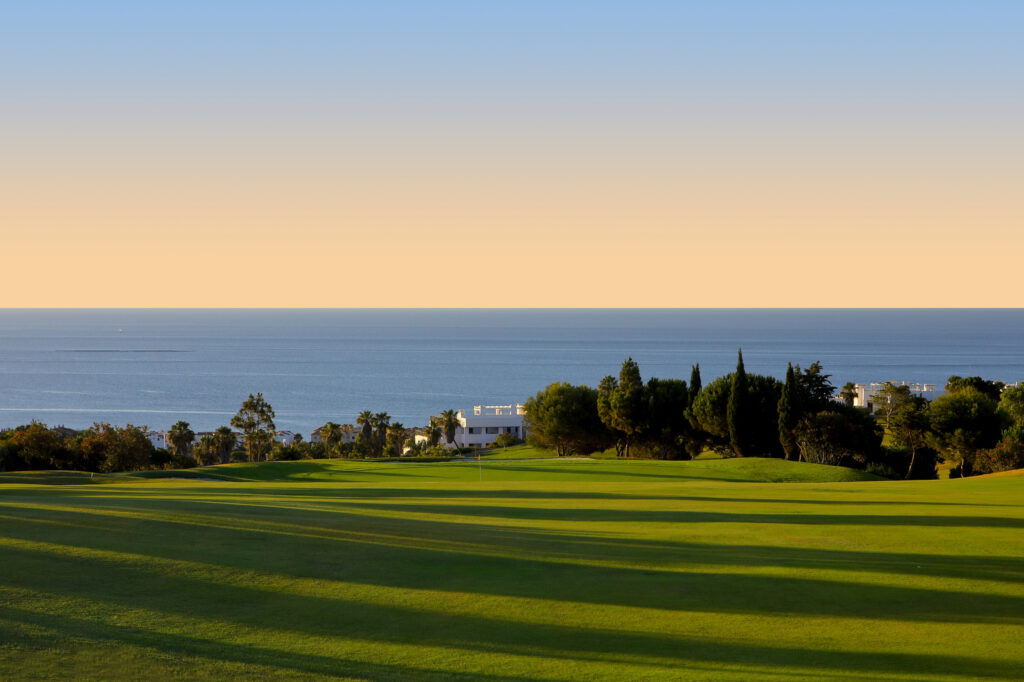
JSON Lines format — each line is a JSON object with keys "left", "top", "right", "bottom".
{"left": 0, "top": 309, "right": 1022, "bottom": 434}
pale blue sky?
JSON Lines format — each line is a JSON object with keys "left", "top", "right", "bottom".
{"left": 2, "top": 1, "right": 1022, "bottom": 306}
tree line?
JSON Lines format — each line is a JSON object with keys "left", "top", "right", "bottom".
{"left": 0, "top": 393, "right": 480, "bottom": 472}
{"left": 524, "top": 354, "right": 1024, "bottom": 478}
{"left": 5, "top": 361, "right": 1023, "bottom": 478}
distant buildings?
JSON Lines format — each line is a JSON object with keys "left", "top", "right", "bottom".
{"left": 274, "top": 430, "right": 298, "bottom": 446}
{"left": 309, "top": 426, "right": 358, "bottom": 444}
{"left": 417, "top": 403, "right": 527, "bottom": 449}
{"left": 145, "top": 430, "right": 168, "bottom": 450}
{"left": 852, "top": 382, "right": 939, "bottom": 412}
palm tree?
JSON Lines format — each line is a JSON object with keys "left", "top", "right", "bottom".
{"left": 355, "top": 411, "right": 375, "bottom": 458}
{"left": 320, "top": 422, "right": 341, "bottom": 457}
{"left": 439, "top": 409, "right": 459, "bottom": 448}
{"left": 214, "top": 426, "right": 237, "bottom": 464}
{"left": 839, "top": 382, "right": 858, "bottom": 408}
{"left": 386, "top": 422, "right": 406, "bottom": 457}
{"left": 167, "top": 421, "right": 195, "bottom": 458}
{"left": 373, "top": 412, "right": 390, "bottom": 456}
{"left": 356, "top": 411, "right": 374, "bottom": 440}
{"left": 425, "top": 417, "right": 442, "bottom": 447}
{"left": 194, "top": 434, "right": 217, "bottom": 466}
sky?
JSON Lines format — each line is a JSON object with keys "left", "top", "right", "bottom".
{"left": 1, "top": 1, "right": 1021, "bottom": 307}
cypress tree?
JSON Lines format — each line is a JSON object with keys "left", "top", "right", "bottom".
{"left": 727, "top": 349, "right": 749, "bottom": 457}
{"left": 688, "top": 364, "right": 702, "bottom": 405}
{"left": 598, "top": 358, "right": 647, "bottom": 458}
{"left": 778, "top": 362, "right": 801, "bottom": 460}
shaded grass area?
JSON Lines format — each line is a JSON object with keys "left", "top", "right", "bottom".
{"left": 120, "top": 456, "right": 883, "bottom": 484}
{"left": 0, "top": 466, "right": 1022, "bottom": 680}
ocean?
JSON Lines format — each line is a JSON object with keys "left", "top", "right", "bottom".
{"left": 0, "top": 309, "right": 1022, "bottom": 435}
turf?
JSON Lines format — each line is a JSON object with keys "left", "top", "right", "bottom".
{"left": 1, "top": 458, "right": 1022, "bottom": 680}
{"left": 129, "top": 455, "right": 882, "bottom": 484}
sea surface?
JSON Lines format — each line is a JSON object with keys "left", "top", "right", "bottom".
{"left": 0, "top": 309, "right": 1022, "bottom": 435}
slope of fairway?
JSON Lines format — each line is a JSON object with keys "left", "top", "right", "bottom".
{"left": 1, "top": 465, "right": 1022, "bottom": 680}
{"left": 118, "top": 456, "right": 883, "bottom": 484}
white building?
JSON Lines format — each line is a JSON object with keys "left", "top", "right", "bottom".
{"left": 417, "top": 403, "right": 526, "bottom": 450}
{"left": 853, "top": 382, "right": 938, "bottom": 412}
{"left": 274, "top": 430, "right": 299, "bottom": 446}
{"left": 309, "top": 426, "right": 358, "bottom": 444}
{"left": 145, "top": 430, "right": 167, "bottom": 450}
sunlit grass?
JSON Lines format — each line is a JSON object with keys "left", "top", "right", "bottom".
{"left": 1, "top": 459, "right": 1022, "bottom": 680}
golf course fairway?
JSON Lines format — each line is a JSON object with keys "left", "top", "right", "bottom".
{"left": 1, "top": 456, "right": 1022, "bottom": 680}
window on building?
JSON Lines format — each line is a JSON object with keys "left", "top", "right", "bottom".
{"left": 485, "top": 427, "right": 499, "bottom": 434}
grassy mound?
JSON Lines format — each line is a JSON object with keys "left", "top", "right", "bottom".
{"left": 117, "top": 455, "right": 883, "bottom": 484}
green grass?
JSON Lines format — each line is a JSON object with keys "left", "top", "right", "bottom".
{"left": 1, "top": 458, "right": 1022, "bottom": 680}
{"left": 475, "top": 444, "right": 557, "bottom": 459}
{"left": 122, "top": 456, "right": 882, "bottom": 484}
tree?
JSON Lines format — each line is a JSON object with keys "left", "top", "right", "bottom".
{"left": 691, "top": 371, "right": 783, "bottom": 457}
{"left": 689, "top": 375, "right": 732, "bottom": 449}
{"left": 998, "top": 384, "right": 1024, "bottom": 426}
{"left": 795, "top": 362, "right": 835, "bottom": 412}
{"left": 688, "top": 364, "right": 702, "bottom": 405}
{"left": 0, "top": 422, "right": 75, "bottom": 471}
{"left": 872, "top": 383, "right": 914, "bottom": 429}
{"left": 193, "top": 434, "right": 218, "bottom": 466}
{"left": 424, "top": 417, "right": 442, "bottom": 447}
{"left": 373, "top": 412, "right": 391, "bottom": 456}
{"left": 638, "top": 377, "right": 691, "bottom": 459}
{"left": 439, "top": 409, "right": 460, "bottom": 448}
{"left": 945, "top": 376, "right": 1004, "bottom": 402}
{"left": 795, "top": 407, "right": 882, "bottom": 469}
{"left": 929, "top": 388, "right": 1003, "bottom": 477}
{"left": 888, "top": 394, "right": 933, "bottom": 479}
{"left": 838, "top": 382, "right": 857, "bottom": 408}
{"left": 386, "top": 422, "right": 407, "bottom": 457}
{"left": 214, "top": 426, "right": 237, "bottom": 464}
{"left": 78, "top": 423, "right": 156, "bottom": 473}
{"left": 596, "top": 376, "right": 622, "bottom": 456}
{"left": 524, "top": 382, "right": 611, "bottom": 457}
{"left": 167, "top": 421, "right": 195, "bottom": 458}
{"left": 320, "top": 422, "right": 342, "bottom": 457}
{"left": 778, "top": 363, "right": 801, "bottom": 460}
{"left": 596, "top": 358, "right": 647, "bottom": 458}
{"left": 727, "top": 350, "right": 750, "bottom": 457}
{"left": 974, "top": 429, "right": 1024, "bottom": 475}
{"left": 356, "top": 411, "right": 374, "bottom": 439}
{"left": 231, "top": 393, "right": 276, "bottom": 462}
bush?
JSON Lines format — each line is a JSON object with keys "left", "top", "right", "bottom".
{"left": 150, "top": 448, "right": 172, "bottom": 469}
{"left": 270, "top": 444, "right": 309, "bottom": 461}
{"left": 866, "top": 461, "right": 901, "bottom": 479}
{"left": 169, "top": 453, "right": 198, "bottom": 469}
{"left": 973, "top": 435, "right": 1024, "bottom": 475}
{"left": 494, "top": 433, "right": 523, "bottom": 449}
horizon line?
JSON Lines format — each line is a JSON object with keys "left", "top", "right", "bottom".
{"left": 2, "top": 306, "right": 1024, "bottom": 311}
